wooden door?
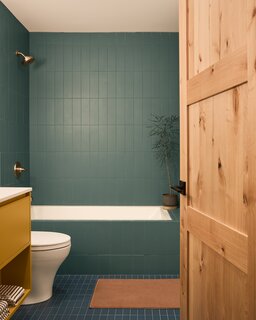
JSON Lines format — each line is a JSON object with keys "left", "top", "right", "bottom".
{"left": 179, "top": 1, "right": 256, "bottom": 319}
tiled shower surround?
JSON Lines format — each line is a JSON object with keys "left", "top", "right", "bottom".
{"left": 0, "top": 3, "right": 30, "bottom": 187}
{"left": 29, "top": 32, "right": 179, "bottom": 205}
{"left": 0, "top": 2, "right": 180, "bottom": 276}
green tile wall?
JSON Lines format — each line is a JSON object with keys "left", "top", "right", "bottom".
{"left": 0, "top": 7, "right": 180, "bottom": 275}
{"left": 0, "top": 3, "right": 30, "bottom": 186}
{"left": 32, "top": 212, "right": 180, "bottom": 274}
{"left": 29, "top": 33, "right": 179, "bottom": 204}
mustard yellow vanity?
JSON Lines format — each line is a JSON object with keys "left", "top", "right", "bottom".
{"left": 0, "top": 187, "right": 32, "bottom": 319}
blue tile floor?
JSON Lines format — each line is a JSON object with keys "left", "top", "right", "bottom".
{"left": 13, "top": 275, "right": 180, "bottom": 320}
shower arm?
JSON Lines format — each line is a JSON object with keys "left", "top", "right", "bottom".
{"left": 16, "top": 51, "right": 26, "bottom": 58}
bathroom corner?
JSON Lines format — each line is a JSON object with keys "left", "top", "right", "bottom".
{"left": 0, "top": 2, "right": 30, "bottom": 188}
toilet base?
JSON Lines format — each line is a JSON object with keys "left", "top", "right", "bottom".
{"left": 23, "top": 245, "right": 71, "bottom": 305}
{"left": 23, "top": 291, "right": 52, "bottom": 305}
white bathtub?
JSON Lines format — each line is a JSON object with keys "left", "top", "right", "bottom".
{"left": 31, "top": 206, "right": 172, "bottom": 221}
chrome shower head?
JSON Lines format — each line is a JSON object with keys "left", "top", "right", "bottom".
{"left": 16, "top": 51, "right": 35, "bottom": 65}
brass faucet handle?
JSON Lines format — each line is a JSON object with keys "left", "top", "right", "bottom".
{"left": 14, "top": 161, "right": 26, "bottom": 178}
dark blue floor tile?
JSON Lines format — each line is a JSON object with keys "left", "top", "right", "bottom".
{"left": 13, "top": 274, "right": 180, "bottom": 320}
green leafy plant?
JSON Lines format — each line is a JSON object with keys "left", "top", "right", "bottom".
{"left": 149, "top": 114, "right": 179, "bottom": 193}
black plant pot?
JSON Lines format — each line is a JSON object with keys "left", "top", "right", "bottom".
{"left": 162, "top": 193, "right": 178, "bottom": 207}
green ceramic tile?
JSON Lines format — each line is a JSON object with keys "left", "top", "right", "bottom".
{"left": 73, "top": 126, "right": 81, "bottom": 151}
{"left": 99, "top": 126, "right": 108, "bottom": 152}
{"left": 107, "top": 47, "right": 116, "bottom": 71}
{"left": 116, "top": 98, "right": 125, "bottom": 125}
{"left": 64, "top": 99, "right": 73, "bottom": 124}
{"left": 107, "top": 99, "right": 116, "bottom": 124}
{"left": 107, "top": 72, "right": 116, "bottom": 97}
{"left": 116, "top": 72, "right": 125, "bottom": 97}
{"left": 46, "top": 99, "right": 55, "bottom": 125}
{"left": 99, "top": 72, "right": 108, "bottom": 98}
{"left": 99, "top": 48, "right": 108, "bottom": 71}
{"left": 109, "top": 256, "right": 134, "bottom": 274}
{"left": 99, "top": 99, "right": 108, "bottom": 125}
{"left": 46, "top": 72, "right": 54, "bottom": 98}
{"left": 72, "top": 46, "right": 81, "bottom": 71}
{"left": 144, "top": 255, "right": 179, "bottom": 274}
{"left": 124, "top": 99, "right": 133, "bottom": 125}
{"left": 125, "top": 72, "right": 134, "bottom": 97}
{"left": 125, "top": 126, "right": 134, "bottom": 151}
{"left": 144, "top": 221, "right": 180, "bottom": 255}
{"left": 81, "top": 126, "right": 90, "bottom": 151}
{"left": 89, "top": 99, "right": 99, "bottom": 124}
{"left": 131, "top": 256, "right": 145, "bottom": 274}
{"left": 116, "top": 47, "right": 125, "bottom": 71}
{"left": 63, "top": 45, "right": 73, "bottom": 71}
{"left": 0, "top": 24, "right": 180, "bottom": 203}
{"left": 58, "top": 255, "right": 105, "bottom": 274}
{"left": 89, "top": 126, "right": 99, "bottom": 152}
{"left": 81, "top": 47, "right": 90, "bottom": 71}
{"left": 63, "top": 126, "right": 72, "bottom": 151}
{"left": 89, "top": 47, "right": 99, "bottom": 71}
{"left": 31, "top": 219, "right": 180, "bottom": 274}
{"left": 107, "top": 126, "right": 116, "bottom": 151}
{"left": 89, "top": 72, "right": 99, "bottom": 98}
{"left": 63, "top": 72, "right": 73, "bottom": 98}
{"left": 116, "top": 126, "right": 125, "bottom": 152}
{"left": 81, "top": 99, "right": 90, "bottom": 124}
{"left": 81, "top": 72, "right": 90, "bottom": 98}
{"left": 73, "top": 72, "right": 81, "bottom": 98}
{"left": 72, "top": 99, "right": 81, "bottom": 125}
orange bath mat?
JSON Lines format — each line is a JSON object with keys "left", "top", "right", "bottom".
{"left": 90, "top": 279, "right": 180, "bottom": 309}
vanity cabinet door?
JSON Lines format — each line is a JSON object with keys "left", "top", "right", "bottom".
{"left": 0, "top": 195, "right": 30, "bottom": 268}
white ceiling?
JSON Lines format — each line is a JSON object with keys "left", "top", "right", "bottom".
{"left": 1, "top": 0, "right": 178, "bottom": 33}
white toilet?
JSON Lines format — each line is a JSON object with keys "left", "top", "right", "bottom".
{"left": 23, "top": 231, "right": 71, "bottom": 305}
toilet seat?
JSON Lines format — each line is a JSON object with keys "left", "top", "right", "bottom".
{"left": 31, "top": 231, "right": 71, "bottom": 251}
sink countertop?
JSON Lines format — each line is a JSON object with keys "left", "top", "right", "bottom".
{"left": 0, "top": 187, "right": 32, "bottom": 204}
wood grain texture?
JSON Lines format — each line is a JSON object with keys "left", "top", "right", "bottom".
{"left": 212, "top": 85, "right": 248, "bottom": 234}
{"left": 209, "top": 0, "right": 221, "bottom": 65}
{"left": 189, "top": 235, "right": 248, "bottom": 320}
{"left": 188, "top": 0, "right": 196, "bottom": 78}
{"left": 219, "top": 0, "right": 246, "bottom": 57}
{"left": 181, "top": 0, "right": 251, "bottom": 318}
{"left": 188, "top": 85, "right": 248, "bottom": 234}
{"left": 188, "top": 47, "right": 247, "bottom": 105}
{"left": 179, "top": 0, "right": 188, "bottom": 319}
{"left": 247, "top": 1, "right": 256, "bottom": 318}
{"left": 187, "top": 206, "right": 248, "bottom": 274}
{"left": 188, "top": 0, "right": 247, "bottom": 79}
{"left": 188, "top": 97, "right": 213, "bottom": 214}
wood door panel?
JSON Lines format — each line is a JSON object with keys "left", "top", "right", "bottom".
{"left": 187, "top": 206, "right": 248, "bottom": 274}
{"left": 209, "top": 0, "right": 221, "bottom": 66}
{"left": 188, "top": 85, "right": 248, "bottom": 233}
{"left": 189, "top": 234, "right": 248, "bottom": 320}
{"left": 180, "top": 0, "right": 254, "bottom": 318}
{"left": 188, "top": 98, "right": 213, "bottom": 215}
{"left": 219, "top": 0, "right": 247, "bottom": 57}
{"left": 212, "top": 85, "right": 248, "bottom": 233}
{"left": 187, "top": 47, "right": 247, "bottom": 105}
{"left": 188, "top": 0, "right": 247, "bottom": 79}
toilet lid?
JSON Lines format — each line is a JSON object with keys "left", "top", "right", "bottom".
{"left": 31, "top": 231, "right": 71, "bottom": 251}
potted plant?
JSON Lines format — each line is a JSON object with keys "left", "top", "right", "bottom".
{"left": 149, "top": 114, "right": 179, "bottom": 207}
